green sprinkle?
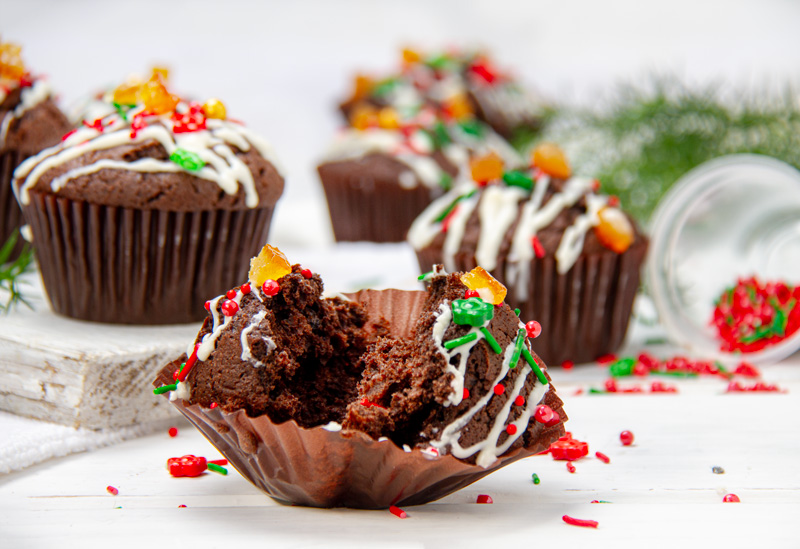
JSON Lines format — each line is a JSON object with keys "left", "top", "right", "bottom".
{"left": 609, "top": 357, "right": 636, "bottom": 377}
{"left": 430, "top": 121, "right": 451, "bottom": 149}
{"left": 417, "top": 271, "right": 433, "bottom": 281}
{"left": 502, "top": 171, "right": 534, "bottom": 191}
{"left": 170, "top": 148, "right": 205, "bottom": 172}
{"left": 153, "top": 384, "right": 177, "bottom": 395}
{"left": 509, "top": 329, "right": 526, "bottom": 369}
{"left": 514, "top": 308, "right": 521, "bottom": 316}
{"left": 444, "top": 332, "right": 479, "bottom": 350}
{"left": 452, "top": 297, "right": 494, "bottom": 327}
{"left": 650, "top": 370, "right": 698, "bottom": 378}
{"left": 372, "top": 78, "right": 397, "bottom": 97}
{"left": 438, "top": 173, "right": 453, "bottom": 191}
{"left": 426, "top": 53, "right": 450, "bottom": 70}
{"left": 479, "top": 327, "right": 502, "bottom": 354}
{"left": 207, "top": 463, "right": 228, "bottom": 475}
{"left": 433, "top": 190, "right": 476, "bottom": 223}
{"left": 644, "top": 337, "right": 668, "bottom": 345}
{"left": 458, "top": 119, "right": 484, "bottom": 137}
{"left": 593, "top": 500, "right": 612, "bottom": 504}
{"left": 522, "top": 348, "right": 548, "bottom": 385}
{"left": 112, "top": 102, "right": 135, "bottom": 121}
{"left": 532, "top": 473, "right": 540, "bottom": 485}
{"left": 589, "top": 388, "right": 606, "bottom": 394}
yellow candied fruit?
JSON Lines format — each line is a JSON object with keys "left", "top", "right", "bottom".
{"left": 531, "top": 143, "right": 571, "bottom": 179}
{"left": 350, "top": 103, "right": 378, "bottom": 130}
{"left": 249, "top": 244, "right": 292, "bottom": 287}
{"left": 377, "top": 107, "right": 400, "bottom": 129}
{"left": 443, "top": 93, "right": 473, "bottom": 120}
{"left": 470, "top": 151, "right": 504, "bottom": 184}
{"left": 461, "top": 266, "right": 507, "bottom": 305}
{"left": 0, "top": 41, "right": 25, "bottom": 81}
{"left": 150, "top": 66, "right": 170, "bottom": 82}
{"left": 140, "top": 76, "right": 178, "bottom": 114}
{"left": 202, "top": 98, "right": 227, "bottom": 120}
{"left": 112, "top": 80, "right": 142, "bottom": 105}
{"left": 594, "top": 206, "right": 634, "bottom": 254}
{"left": 402, "top": 48, "right": 421, "bottom": 64}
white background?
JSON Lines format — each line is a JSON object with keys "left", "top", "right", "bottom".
{"left": 4, "top": 0, "right": 800, "bottom": 246}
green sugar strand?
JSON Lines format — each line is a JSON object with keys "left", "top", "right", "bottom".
{"left": 479, "top": 327, "right": 503, "bottom": 354}
{"left": 522, "top": 348, "right": 549, "bottom": 385}
{"left": 153, "top": 384, "right": 177, "bottom": 395}
{"left": 207, "top": 463, "right": 228, "bottom": 475}
{"left": 443, "top": 332, "right": 479, "bottom": 350}
{"left": 509, "top": 329, "right": 526, "bottom": 369}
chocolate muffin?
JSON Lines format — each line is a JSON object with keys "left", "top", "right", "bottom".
{"left": 0, "top": 39, "right": 71, "bottom": 258}
{"left": 155, "top": 246, "right": 566, "bottom": 508}
{"left": 409, "top": 144, "right": 649, "bottom": 365}
{"left": 13, "top": 70, "right": 284, "bottom": 324}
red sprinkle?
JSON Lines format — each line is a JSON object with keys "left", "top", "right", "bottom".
{"left": 620, "top": 430, "right": 634, "bottom": 446}
{"left": 531, "top": 235, "right": 546, "bottom": 258}
{"left": 723, "top": 493, "right": 741, "bottom": 503}
{"left": 177, "top": 344, "right": 200, "bottom": 382}
{"left": 534, "top": 405, "right": 554, "bottom": 424}
{"left": 476, "top": 494, "right": 494, "bottom": 504}
{"left": 525, "top": 320, "right": 542, "bottom": 339}
{"left": 300, "top": 268, "right": 313, "bottom": 279}
{"left": 106, "top": 486, "right": 119, "bottom": 496}
{"left": 595, "top": 451, "right": 610, "bottom": 464}
{"left": 61, "top": 128, "right": 78, "bottom": 141}
{"left": 204, "top": 300, "right": 211, "bottom": 311}
{"left": 168, "top": 427, "right": 178, "bottom": 438}
{"left": 514, "top": 395, "right": 525, "bottom": 406}
{"left": 464, "top": 289, "right": 480, "bottom": 299}
{"left": 561, "top": 360, "right": 574, "bottom": 370}
{"left": 591, "top": 179, "right": 601, "bottom": 192}
{"left": 493, "top": 384, "right": 505, "bottom": 395}
{"left": 562, "top": 515, "right": 598, "bottom": 529}
{"left": 607, "top": 195, "right": 620, "bottom": 207}
{"left": 208, "top": 459, "right": 228, "bottom": 466}
{"left": 262, "top": 279, "right": 280, "bottom": 297}
{"left": 463, "top": 388, "right": 470, "bottom": 400}
{"left": 389, "top": 505, "right": 407, "bottom": 519}
{"left": 221, "top": 299, "right": 239, "bottom": 316}
{"left": 240, "top": 283, "right": 251, "bottom": 294}
{"left": 178, "top": 505, "right": 187, "bottom": 508}
{"left": 567, "top": 462, "right": 576, "bottom": 473}
{"left": 226, "top": 289, "right": 237, "bottom": 299}
{"left": 597, "top": 354, "right": 618, "bottom": 365}
{"left": 209, "top": 402, "right": 218, "bottom": 409}
{"left": 506, "top": 424, "right": 518, "bottom": 436}
{"left": 441, "top": 205, "right": 460, "bottom": 233}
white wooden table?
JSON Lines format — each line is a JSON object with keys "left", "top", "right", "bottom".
{"left": 2, "top": 332, "right": 798, "bottom": 547}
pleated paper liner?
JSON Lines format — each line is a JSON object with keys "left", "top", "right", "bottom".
{"left": 416, "top": 237, "right": 649, "bottom": 365}
{"left": 155, "top": 288, "right": 567, "bottom": 509}
{"left": 22, "top": 190, "right": 276, "bottom": 324}
{"left": 1, "top": 150, "right": 30, "bottom": 259}
{"left": 318, "top": 156, "right": 442, "bottom": 242}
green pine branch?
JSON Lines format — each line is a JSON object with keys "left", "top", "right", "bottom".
{"left": 0, "top": 231, "right": 34, "bottom": 313}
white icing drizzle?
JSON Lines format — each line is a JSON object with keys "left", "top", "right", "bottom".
{"left": 442, "top": 193, "right": 479, "bottom": 273}
{"left": 240, "top": 310, "right": 276, "bottom": 367}
{"left": 475, "top": 185, "right": 527, "bottom": 271}
{"left": 322, "top": 421, "right": 343, "bottom": 432}
{"left": 555, "top": 192, "right": 608, "bottom": 274}
{"left": 13, "top": 101, "right": 281, "bottom": 207}
{"left": 0, "top": 80, "right": 51, "bottom": 148}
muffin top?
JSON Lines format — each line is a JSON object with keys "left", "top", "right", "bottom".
{"left": 408, "top": 144, "right": 646, "bottom": 296}
{"left": 0, "top": 40, "right": 71, "bottom": 155}
{"left": 13, "top": 69, "right": 284, "bottom": 211}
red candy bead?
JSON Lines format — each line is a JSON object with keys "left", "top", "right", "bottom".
{"left": 506, "top": 424, "right": 518, "bottom": 435}
{"left": 167, "top": 455, "right": 207, "bottom": 478}
{"left": 262, "top": 279, "right": 280, "bottom": 297}
{"left": 168, "top": 427, "right": 178, "bottom": 437}
{"left": 620, "top": 430, "right": 634, "bottom": 446}
{"left": 300, "top": 268, "right": 313, "bottom": 279}
{"left": 476, "top": 494, "right": 494, "bottom": 504}
{"left": 106, "top": 486, "right": 119, "bottom": 495}
{"left": 514, "top": 395, "right": 525, "bottom": 406}
{"left": 204, "top": 300, "right": 211, "bottom": 311}
{"left": 464, "top": 289, "right": 480, "bottom": 299}
{"left": 493, "top": 384, "right": 504, "bottom": 395}
{"left": 723, "top": 493, "right": 740, "bottom": 503}
{"left": 534, "top": 405, "right": 554, "bottom": 424}
{"left": 209, "top": 402, "right": 218, "bottom": 409}
{"left": 240, "top": 283, "right": 251, "bottom": 294}
{"left": 561, "top": 360, "right": 574, "bottom": 370}
{"left": 463, "top": 388, "right": 470, "bottom": 400}
{"left": 526, "top": 320, "right": 542, "bottom": 339}
{"left": 221, "top": 299, "right": 239, "bottom": 316}
{"left": 545, "top": 411, "right": 561, "bottom": 427}
{"left": 226, "top": 289, "right": 237, "bottom": 299}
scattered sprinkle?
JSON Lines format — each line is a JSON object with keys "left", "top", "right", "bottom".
{"left": 595, "top": 451, "right": 610, "bottom": 464}
{"left": 476, "top": 494, "right": 493, "bottom": 504}
{"left": 562, "top": 515, "right": 599, "bottom": 529}
{"left": 567, "top": 462, "right": 576, "bottom": 473}
{"left": 207, "top": 463, "right": 228, "bottom": 475}
{"left": 389, "top": 505, "right": 408, "bottom": 519}
{"left": 620, "top": 430, "right": 634, "bottom": 446}
{"left": 106, "top": 485, "right": 119, "bottom": 496}
{"left": 178, "top": 505, "right": 187, "bottom": 508}
{"left": 561, "top": 360, "right": 574, "bottom": 370}
{"left": 591, "top": 500, "right": 612, "bottom": 504}
{"left": 532, "top": 473, "right": 540, "bottom": 484}
{"left": 712, "top": 466, "right": 725, "bottom": 474}
{"left": 209, "top": 459, "right": 228, "bottom": 466}
{"left": 168, "top": 427, "right": 178, "bottom": 438}
{"left": 723, "top": 493, "right": 740, "bottom": 503}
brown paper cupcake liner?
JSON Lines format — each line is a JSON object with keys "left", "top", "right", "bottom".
{"left": 155, "top": 288, "right": 566, "bottom": 508}
{"left": 416, "top": 238, "right": 649, "bottom": 365}
{"left": 22, "top": 190, "right": 275, "bottom": 324}
{"left": 1, "top": 150, "right": 30, "bottom": 258}
{"left": 318, "top": 160, "right": 441, "bottom": 242}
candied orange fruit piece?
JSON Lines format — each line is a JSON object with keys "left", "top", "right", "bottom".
{"left": 112, "top": 80, "right": 142, "bottom": 105}
{"left": 202, "top": 98, "right": 227, "bottom": 120}
{"left": 150, "top": 66, "right": 170, "bottom": 82}
{"left": 249, "top": 244, "right": 292, "bottom": 287}
{"left": 443, "top": 93, "right": 473, "bottom": 120}
{"left": 470, "top": 152, "right": 504, "bottom": 184}
{"left": 594, "top": 207, "right": 634, "bottom": 253}
{"left": 377, "top": 107, "right": 400, "bottom": 129}
{"left": 531, "top": 143, "right": 571, "bottom": 179}
{"left": 402, "top": 48, "right": 422, "bottom": 64}
{"left": 140, "top": 77, "right": 178, "bottom": 114}
{"left": 461, "top": 266, "right": 507, "bottom": 305}
{"left": 350, "top": 74, "right": 374, "bottom": 101}
{"left": 350, "top": 103, "right": 378, "bottom": 130}
{"left": 0, "top": 42, "right": 25, "bottom": 80}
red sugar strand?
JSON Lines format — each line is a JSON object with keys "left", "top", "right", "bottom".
{"left": 595, "top": 451, "right": 610, "bottom": 464}
{"left": 106, "top": 486, "right": 119, "bottom": 495}
{"left": 562, "top": 515, "right": 598, "bottom": 528}
{"left": 567, "top": 462, "right": 576, "bottom": 473}
{"left": 389, "top": 505, "right": 407, "bottom": 519}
